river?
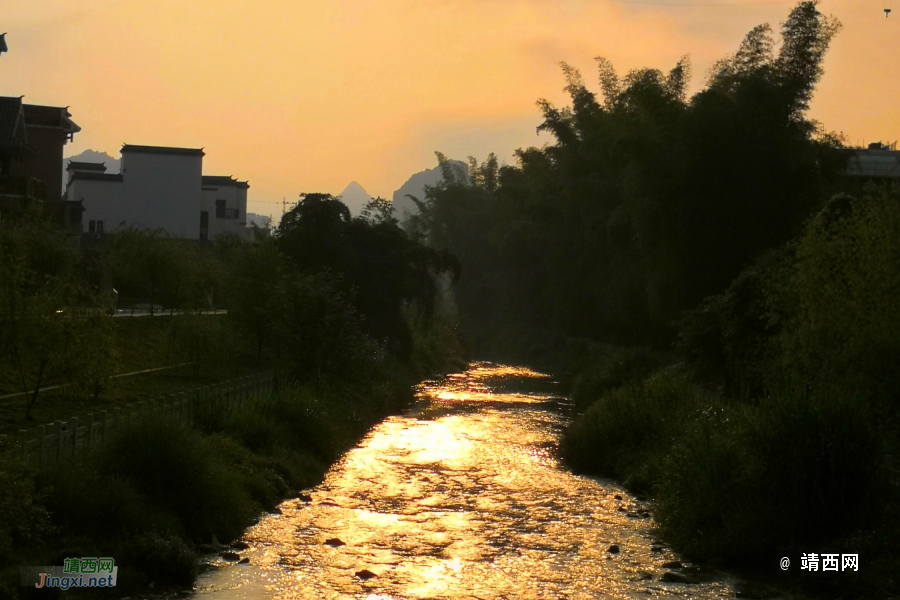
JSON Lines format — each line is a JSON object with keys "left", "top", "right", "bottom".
{"left": 189, "top": 363, "right": 741, "bottom": 599}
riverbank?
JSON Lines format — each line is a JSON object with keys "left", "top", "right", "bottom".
{"left": 457, "top": 322, "right": 898, "bottom": 598}
{"left": 0, "top": 317, "right": 465, "bottom": 600}
{"left": 559, "top": 348, "right": 900, "bottom": 600}
{"left": 0, "top": 378, "right": 392, "bottom": 598}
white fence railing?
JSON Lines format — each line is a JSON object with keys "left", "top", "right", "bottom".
{"left": 0, "top": 372, "right": 274, "bottom": 466}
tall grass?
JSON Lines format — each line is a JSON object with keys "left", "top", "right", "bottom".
{"left": 0, "top": 373, "right": 417, "bottom": 597}
{"left": 564, "top": 369, "right": 887, "bottom": 567}
{"left": 569, "top": 346, "right": 670, "bottom": 410}
{"left": 563, "top": 371, "right": 698, "bottom": 492}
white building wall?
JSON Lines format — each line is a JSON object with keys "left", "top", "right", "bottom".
{"left": 120, "top": 152, "right": 202, "bottom": 239}
{"left": 67, "top": 177, "right": 124, "bottom": 233}
{"left": 201, "top": 181, "right": 249, "bottom": 239}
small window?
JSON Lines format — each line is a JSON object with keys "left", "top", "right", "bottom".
{"left": 216, "top": 200, "right": 226, "bottom": 218}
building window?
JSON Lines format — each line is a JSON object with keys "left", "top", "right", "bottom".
{"left": 215, "top": 200, "right": 239, "bottom": 219}
{"left": 200, "top": 211, "right": 209, "bottom": 241}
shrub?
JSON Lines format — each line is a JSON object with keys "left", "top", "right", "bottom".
{"left": 655, "top": 389, "right": 884, "bottom": 560}
{"left": 677, "top": 245, "right": 796, "bottom": 399}
{"left": 562, "top": 370, "right": 701, "bottom": 491}
{"left": 787, "top": 187, "right": 900, "bottom": 403}
{"left": 120, "top": 530, "right": 197, "bottom": 587}
{"left": 570, "top": 346, "right": 669, "bottom": 409}
{"left": 95, "top": 417, "right": 256, "bottom": 541}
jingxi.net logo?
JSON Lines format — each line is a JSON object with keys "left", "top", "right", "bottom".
{"left": 21, "top": 557, "right": 117, "bottom": 589}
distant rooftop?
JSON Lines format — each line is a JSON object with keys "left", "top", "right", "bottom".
{"left": 121, "top": 144, "right": 204, "bottom": 157}
{"left": 846, "top": 143, "right": 900, "bottom": 179}
{"left": 202, "top": 175, "right": 249, "bottom": 189}
{"left": 0, "top": 33, "right": 7, "bottom": 55}
{"left": 23, "top": 104, "right": 80, "bottom": 135}
{"left": 67, "top": 161, "right": 107, "bottom": 172}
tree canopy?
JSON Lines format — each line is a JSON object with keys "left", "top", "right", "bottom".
{"left": 413, "top": 1, "right": 845, "bottom": 346}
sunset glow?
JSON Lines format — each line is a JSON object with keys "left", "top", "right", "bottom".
{"left": 4, "top": 0, "right": 897, "bottom": 216}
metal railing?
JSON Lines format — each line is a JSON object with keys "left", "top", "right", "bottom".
{"left": 0, "top": 372, "right": 274, "bottom": 466}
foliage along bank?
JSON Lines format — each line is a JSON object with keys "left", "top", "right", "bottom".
{"left": 406, "top": 2, "right": 899, "bottom": 597}
{"left": 0, "top": 195, "right": 464, "bottom": 598}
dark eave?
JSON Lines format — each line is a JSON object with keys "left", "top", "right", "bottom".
{"left": 23, "top": 104, "right": 81, "bottom": 134}
{"left": 121, "top": 144, "right": 204, "bottom": 157}
{"left": 70, "top": 172, "right": 123, "bottom": 182}
{"left": 202, "top": 175, "right": 249, "bottom": 189}
{"left": 67, "top": 161, "right": 107, "bottom": 172}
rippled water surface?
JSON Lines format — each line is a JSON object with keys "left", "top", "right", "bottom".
{"left": 191, "top": 364, "right": 738, "bottom": 599}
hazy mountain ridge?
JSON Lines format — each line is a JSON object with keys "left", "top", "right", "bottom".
{"left": 61, "top": 149, "right": 120, "bottom": 193}
{"left": 391, "top": 160, "right": 467, "bottom": 220}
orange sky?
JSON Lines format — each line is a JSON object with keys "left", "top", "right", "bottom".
{"left": 3, "top": 0, "right": 897, "bottom": 217}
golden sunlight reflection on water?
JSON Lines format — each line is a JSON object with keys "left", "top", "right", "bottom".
{"left": 190, "top": 363, "right": 738, "bottom": 599}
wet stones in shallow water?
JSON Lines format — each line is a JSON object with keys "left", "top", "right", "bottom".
{"left": 608, "top": 544, "right": 620, "bottom": 554}
{"left": 650, "top": 545, "right": 664, "bottom": 553}
{"left": 325, "top": 538, "right": 346, "bottom": 547}
{"left": 238, "top": 558, "right": 250, "bottom": 565}
{"left": 661, "top": 561, "right": 683, "bottom": 569}
{"left": 661, "top": 571, "right": 699, "bottom": 584}
{"left": 220, "top": 551, "right": 241, "bottom": 561}
{"left": 231, "top": 541, "right": 249, "bottom": 550}
{"left": 614, "top": 494, "right": 623, "bottom": 500}
{"left": 355, "top": 569, "right": 377, "bottom": 580}
{"left": 298, "top": 493, "right": 312, "bottom": 503}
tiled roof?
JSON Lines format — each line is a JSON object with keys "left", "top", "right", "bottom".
{"left": 70, "top": 172, "right": 123, "bottom": 182}
{"left": 202, "top": 175, "right": 249, "bottom": 189}
{"left": 121, "top": 144, "right": 204, "bottom": 157}
{"left": 67, "top": 161, "right": 107, "bottom": 172}
{"left": 0, "top": 96, "right": 28, "bottom": 149}
{"left": 23, "top": 104, "right": 81, "bottom": 134}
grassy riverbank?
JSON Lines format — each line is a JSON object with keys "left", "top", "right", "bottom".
{"left": 1, "top": 323, "right": 463, "bottom": 599}
{"left": 560, "top": 188, "right": 900, "bottom": 599}
{"left": 562, "top": 359, "right": 899, "bottom": 598}
{"left": 0, "top": 193, "right": 466, "bottom": 599}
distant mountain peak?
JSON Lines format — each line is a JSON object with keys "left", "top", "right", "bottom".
{"left": 338, "top": 181, "right": 374, "bottom": 216}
